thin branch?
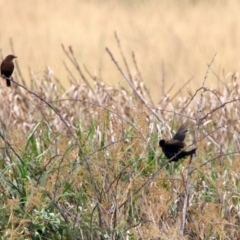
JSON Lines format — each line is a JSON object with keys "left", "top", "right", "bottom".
{"left": 114, "top": 32, "right": 132, "bottom": 82}
{"left": 106, "top": 47, "right": 165, "bottom": 125}
{"left": 180, "top": 53, "right": 217, "bottom": 236}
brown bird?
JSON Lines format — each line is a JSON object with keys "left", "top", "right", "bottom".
{"left": 159, "top": 123, "right": 197, "bottom": 162}
{"left": 1, "top": 55, "right": 17, "bottom": 87}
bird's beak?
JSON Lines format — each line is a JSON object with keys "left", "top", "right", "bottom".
{"left": 14, "top": 56, "right": 17, "bottom": 58}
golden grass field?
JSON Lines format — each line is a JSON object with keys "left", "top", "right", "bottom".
{"left": 0, "top": 0, "right": 240, "bottom": 100}
{"left": 1, "top": 1, "right": 240, "bottom": 239}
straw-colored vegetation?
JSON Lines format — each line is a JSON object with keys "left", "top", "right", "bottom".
{"left": 1, "top": 1, "right": 240, "bottom": 239}
{"left": 1, "top": 0, "right": 240, "bottom": 100}
{"left": 0, "top": 42, "right": 240, "bottom": 239}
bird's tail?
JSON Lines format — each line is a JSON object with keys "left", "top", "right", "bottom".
{"left": 186, "top": 148, "right": 197, "bottom": 156}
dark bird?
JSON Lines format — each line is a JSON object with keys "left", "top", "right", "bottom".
{"left": 159, "top": 123, "right": 197, "bottom": 162}
{"left": 1, "top": 55, "right": 17, "bottom": 87}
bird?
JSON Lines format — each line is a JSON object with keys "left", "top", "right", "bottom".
{"left": 159, "top": 123, "right": 197, "bottom": 162}
{"left": 1, "top": 55, "right": 17, "bottom": 87}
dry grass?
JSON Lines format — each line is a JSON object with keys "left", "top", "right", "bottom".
{"left": 0, "top": 42, "right": 239, "bottom": 239}
{"left": 0, "top": 1, "right": 240, "bottom": 238}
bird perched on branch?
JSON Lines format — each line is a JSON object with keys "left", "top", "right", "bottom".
{"left": 1, "top": 55, "right": 17, "bottom": 87}
{"left": 159, "top": 123, "right": 197, "bottom": 162}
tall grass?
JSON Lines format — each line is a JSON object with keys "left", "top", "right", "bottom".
{"left": 0, "top": 37, "right": 240, "bottom": 239}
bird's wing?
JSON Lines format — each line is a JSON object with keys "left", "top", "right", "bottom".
{"left": 172, "top": 123, "right": 188, "bottom": 142}
{"left": 165, "top": 140, "right": 185, "bottom": 148}
{"left": 162, "top": 141, "right": 184, "bottom": 159}
{"left": 0, "top": 61, "right": 5, "bottom": 69}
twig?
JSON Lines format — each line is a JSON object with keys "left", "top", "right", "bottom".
{"left": 169, "top": 76, "right": 194, "bottom": 102}
{"left": 199, "top": 97, "right": 240, "bottom": 123}
{"left": 61, "top": 44, "right": 94, "bottom": 92}
{"left": 132, "top": 51, "right": 154, "bottom": 105}
{"left": 106, "top": 47, "right": 165, "bottom": 125}
{"left": 114, "top": 32, "right": 132, "bottom": 82}
{"left": 180, "top": 53, "right": 217, "bottom": 236}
